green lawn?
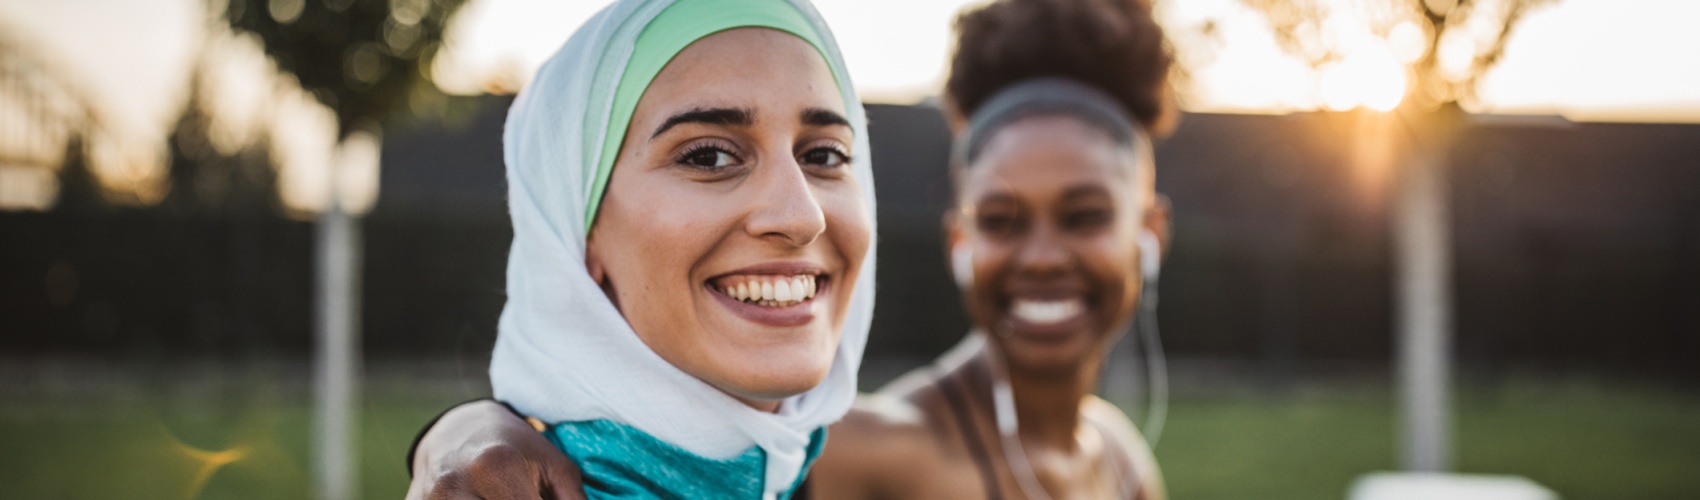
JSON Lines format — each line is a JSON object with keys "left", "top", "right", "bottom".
{"left": 1153, "top": 379, "right": 1700, "bottom": 500}
{"left": 2, "top": 371, "right": 1695, "bottom": 499}
{"left": 0, "top": 390, "right": 442, "bottom": 500}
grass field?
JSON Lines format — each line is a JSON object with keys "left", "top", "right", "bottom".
{"left": 1151, "top": 378, "right": 1700, "bottom": 500}
{"left": 2, "top": 360, "right": 1695, "bottom": 499}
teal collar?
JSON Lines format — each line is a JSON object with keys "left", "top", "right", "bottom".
{"left": 545, "top": 419, "right": 826, "bottom": 499}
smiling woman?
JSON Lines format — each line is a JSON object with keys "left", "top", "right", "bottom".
{"left": 585, "top": 26, "right": 871, "bottom": 408}
{"left": 470, "top": 0, "right": 877, "bottom": 498}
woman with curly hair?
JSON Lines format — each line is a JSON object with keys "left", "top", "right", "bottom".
{"left": 409, "top": 0, "right": 1177, "bottom": 497}
{"left": 804, "top": 0, "right": 1176, "bottom": 497}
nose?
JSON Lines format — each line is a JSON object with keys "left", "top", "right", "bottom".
{"left": 1013, "top": 221, "right": 1068, "bottom": 277}
{"left": 744, "top": 155, "right": 826, "bottom": 246}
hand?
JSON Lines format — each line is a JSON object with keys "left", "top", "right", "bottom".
{"left": 405, "top": 400, "right": 586, "bottom": 500}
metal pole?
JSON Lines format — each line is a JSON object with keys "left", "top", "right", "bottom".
{"left": 314, "top": 183, "right": 361, "bottom": 500}
{"left": 1394, "top": 150, "right": 1452, "bottom": 472}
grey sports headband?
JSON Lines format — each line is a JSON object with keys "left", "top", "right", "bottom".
{"left": 956, "top": 77, "right": 1149, "bottom": 166}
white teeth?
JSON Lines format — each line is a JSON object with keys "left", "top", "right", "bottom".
{"left": 715, "top": 275, "right": 821, "bottom": 307}
{"left": 1011, "top": 299, "right": 1084, "bottom": 325}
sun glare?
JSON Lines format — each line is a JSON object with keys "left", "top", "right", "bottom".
{"left": 1319, "top": 41, "right": 1408, "bottom": 112}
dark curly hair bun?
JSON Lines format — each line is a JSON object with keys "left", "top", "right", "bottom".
{"left": 946, "top": 0, "right": 1177, "bottom": 138}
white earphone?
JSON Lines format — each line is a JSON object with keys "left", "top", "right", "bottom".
{"left": 1139, "top": 229, "right": 1162, "bottom": 283}
{"left": 951, "top": 241, "right": 974, "bottom": 288}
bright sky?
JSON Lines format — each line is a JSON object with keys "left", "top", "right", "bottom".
{"left": 430, "top": 0, "right": 975, "bottom": 102}
{"left": 4, "top": 0, "right": 1700, "bottom": 155}
{"left": 0, "top": 0, "right": 200, "bottom": 143}
{"left": 434, "top": 0, "right": 1700, "bottom": 121}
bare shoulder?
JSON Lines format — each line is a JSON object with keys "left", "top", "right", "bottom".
{"left": 837, "top": 362, "right": 963, "bottom": 451}
{"left": 811, "top": 392, "right": 950, "bottom": 499}
{"left": 834, "top": 392, "right": 936, "bottom": 445}
{"left": 1082, "top": 396, "right": 1142, "bottom": 443}
{"left": 1082, "top": 396, "right": 1168, "bottom": 500}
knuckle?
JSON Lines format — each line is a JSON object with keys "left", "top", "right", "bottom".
{"left": 468, "top": 444, "right": 530, "bottom": 476}
{"left": 423, "top": 471, "right": 471, "bottom": 500}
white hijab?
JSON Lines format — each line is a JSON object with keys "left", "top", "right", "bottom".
{"left": 488, "top": 0, "right": 875, "bottom": 495}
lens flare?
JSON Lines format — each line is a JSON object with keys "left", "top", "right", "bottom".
{"left": 1318, "top": 40, "right": 1408, "bottom": 112}
{"left": 172, "top": 440, "right": 249, "bottom": 499}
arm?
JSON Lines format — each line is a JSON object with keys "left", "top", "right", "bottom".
{"left": 405, "top": 400, "right": 587, "bottom": 500}
{"left": 807, "top": 406, "right": 886, "bottom": 500}
{"left": 808, "top": 394, "right": 946, "bottom": 500}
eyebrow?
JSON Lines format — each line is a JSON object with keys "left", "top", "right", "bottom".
{"left": 650, "top": 107, "right": 754, "bottom": 139}
{"left": 1061, "top": 185, "right": 1114, "bottom": 202}
{"left": 970, "top": 184, "right": 1114, "bottom": 209}
{"left": 801, "top": 107, "right": 851, "bottom": 128}
{"left": 649, "top": 106, "right": 851, "bottom": 140}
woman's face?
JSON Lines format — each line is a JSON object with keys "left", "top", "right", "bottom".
{"left": 954, "top": 115, "right": 1166, "bottom": 378}
{"left": 586, "top": 28, "right": 869, "bottom": 409}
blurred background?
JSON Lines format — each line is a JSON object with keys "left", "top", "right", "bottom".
{"left": 2, "top": 0, "right": 1697, "bottom": 499}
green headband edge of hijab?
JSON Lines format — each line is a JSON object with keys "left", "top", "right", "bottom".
{"left": 585, "top": 0, "right": 843, "bottom": 229}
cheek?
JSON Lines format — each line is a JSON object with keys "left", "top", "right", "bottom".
{"left": 967, "top": 242, "right": 1010, "bottom": 303}
{"left": 821, "top": 188, "right": 872, "bottom": 266}
{"left": 1085, "top": 238, "right": 1142, "bottom": 309}
{"left": 599, "top": 185, "right": 734, "bottom": 300}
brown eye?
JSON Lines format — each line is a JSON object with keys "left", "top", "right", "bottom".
{"left": 676, "top": 145, "right": 739, "bottom": 170}
{"left": 800, "top": 146, "right": 850, "bottom": 168}
{"left": 1062, "top": 209, "right": 1111, "bottom": 230}
{"left": 977, "top": 211, "right": 1022, "bottom": 237}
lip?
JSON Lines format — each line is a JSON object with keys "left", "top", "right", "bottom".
{"left": 710, "top": 261, "right": 828, "bottom": 279}
{"left": 705, "top": 261, "right": 830, "bottom": 328}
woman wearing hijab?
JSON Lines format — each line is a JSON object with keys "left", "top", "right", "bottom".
{"left": 433, "top": 0, "right": 880, "bottom": 497}
{"left": 411, "top": 0, "right": 1174, "bottom": 498}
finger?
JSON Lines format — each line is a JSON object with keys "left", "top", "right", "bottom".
{"left": 539, "top": 457, "right": 588, "bottom": 500}
{"left": 462, "top": 445, "right": 554, "bottom": 500}
{"left": 417, "top": 471, "right": 482, "bottom": 500}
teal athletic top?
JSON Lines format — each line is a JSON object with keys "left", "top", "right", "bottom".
{"left": 545, "top": 419, "right": 826, "bottom": 499}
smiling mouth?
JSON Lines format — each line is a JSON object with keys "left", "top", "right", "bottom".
{"left": 1010, "top": 297, "right": 1085, "bottom": 325}
{"left": 710, "top": 274, "right": 821, "bottom": 308}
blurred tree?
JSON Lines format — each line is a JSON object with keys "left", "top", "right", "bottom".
{"left": 0, "top": 24, "right": 124, "bottom": 210}
{"left": 165, "top": 60, "right": 278, "bottom": 216}
{"left": 218, "top": 2, "right": 468, "bottom": 499}
{"left": 221, "top": 0, "right": 468, "bottom": 139}
{"left": 1243, "top": 0, "right": 1553, "bottom": 112}
{"left": 1236, "top": 0, "right": 1555, "bottom": 474}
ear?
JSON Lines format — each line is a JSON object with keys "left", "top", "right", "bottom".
{"left": 942, "top": 209, "right": 972, "bottom": 288}
{"left": 1143, "top": 193, "right": 1173, "bottom": 258}
{"left": 940, "top": 96, "right": 969, "bottom": 136}
{"left": 942, "top": 209, "right": 964, "bottom": 250}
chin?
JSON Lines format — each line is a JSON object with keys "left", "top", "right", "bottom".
{"left": 1003, "top": 342, "right": 1092, "bottom": 378}
{"left": 722, "top": 371, "right": 832, "bottom": 403}
{"left": 997, "top": 324, "right": 1116, "bottom": 378}
{"left": 717, "top": 345, "right": 837, "bottom": 401}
